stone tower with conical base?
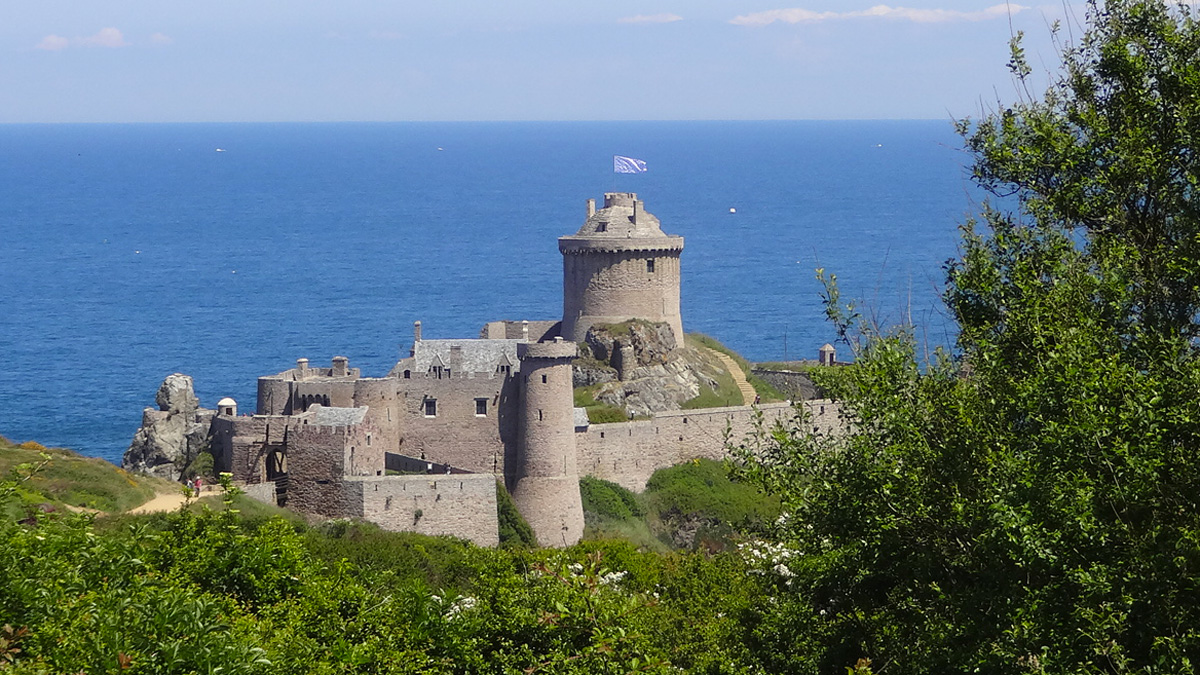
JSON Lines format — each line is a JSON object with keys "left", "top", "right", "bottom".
{"left": 560, "top": 192, "right": 685, "bottom": 342}
{"left": 510, "top": 338, "right": 585, "bottom": 547}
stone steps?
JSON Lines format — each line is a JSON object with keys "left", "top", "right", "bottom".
{"left": 707, "top": 349, "right": 758, "bottom": 406}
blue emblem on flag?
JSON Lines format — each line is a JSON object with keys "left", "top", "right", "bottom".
{"left": 613, "top": 155, "right": 648, "bottom": 173}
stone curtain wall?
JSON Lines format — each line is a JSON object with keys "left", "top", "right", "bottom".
{"left": 343, "top": 474, "right": 499, "bottom": 547}
{"left": 576, "top": 400, "right": 841, "bottom": 492}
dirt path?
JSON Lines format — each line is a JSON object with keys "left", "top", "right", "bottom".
{"left": 126, "top": 487, "right": 223, "bottom": 514}
{"left": 707, "top": 349, "right": 758, "bottom": 406}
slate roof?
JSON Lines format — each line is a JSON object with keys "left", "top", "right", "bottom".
{"left": 411, "top": 339, "right": 523, "bottom": 375}
{"left": 310, "top": 406, "right": 368, "bottom": 426}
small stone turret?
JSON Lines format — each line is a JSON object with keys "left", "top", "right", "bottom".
{"left": 560, "top": 192, "right": 684, "bottom": 342}
{"left": 510, "top": 338, "right": 584, "bottom": 547}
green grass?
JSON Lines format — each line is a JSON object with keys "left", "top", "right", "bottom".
{"left": 574, "top": 384, "right": 629, "bottom": 423}
{"left": 0, "top": 439, "right": 174, "bottom": 514}
{"left": 685, "top": 333, "right": 785, "bottom": 403}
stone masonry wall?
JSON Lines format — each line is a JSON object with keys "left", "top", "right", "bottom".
{"left": 562, "top": 249, "right": 683, "bottom": 342}
{"left": 576, "top": 400, "right": 841, "bottom": 492}
{"left": 343, "top": 474, "right": 499, "bottom": 547}
{"left": 394, "top": 374, "right": 517, "bottom": 474}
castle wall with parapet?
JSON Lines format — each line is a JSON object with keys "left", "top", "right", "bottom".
{"left": 576, "top": 400, "right": 841, "bottom": 492}
{"left": 393, "top": 374, "right": 516, "bottom": 475}
{"left": 287, "top": 418, "right": 382, "bottom": 517}
{"left": 342, "top": 474, "right": 499, "bottom": 547}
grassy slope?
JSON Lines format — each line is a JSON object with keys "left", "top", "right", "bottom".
{"left": 0, "top": 437, "right": 175, "bottom": 514}
{"left": 684, "top": 333, "right": 785, "bottom": 405}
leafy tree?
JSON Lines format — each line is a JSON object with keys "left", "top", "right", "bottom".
{"left": 734, "top": 1, "right": 1200, "bottom": 672}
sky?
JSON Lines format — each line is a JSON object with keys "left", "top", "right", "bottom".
{"left": 0, "top": 1, "right": 1080, "bottom": 123}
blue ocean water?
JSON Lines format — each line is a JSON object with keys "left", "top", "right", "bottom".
{"left": 0, "top": 121, "right": 980, "bottom": 465}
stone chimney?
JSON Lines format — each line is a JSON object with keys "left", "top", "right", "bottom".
{"left": 586, "top": 198, "right": 596, "bottom": 219}
{"left": 296, "top": 358, "right": 309, "bottom": 378}
{"left": 332, "top": 356, "right": 349, "bottom": 377}
{"left": 414, "top": 320, "right": 423, "bottom": 343}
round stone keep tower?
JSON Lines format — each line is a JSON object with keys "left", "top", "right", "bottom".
{"left": 511, "top": 338, "right": 585, "bottom": 548}
{"left": 560, "top": 192, "right": 685, "bottom": 342}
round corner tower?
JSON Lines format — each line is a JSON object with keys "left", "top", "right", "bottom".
{"left": 511, "top": 339, "right": 585, "bottom": 548}
{"left": 560, "top": 192, "right": 684, "bottom": 342}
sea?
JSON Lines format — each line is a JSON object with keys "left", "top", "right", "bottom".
{"left": 0, "top": 120, "right": 985, "bottom": 466}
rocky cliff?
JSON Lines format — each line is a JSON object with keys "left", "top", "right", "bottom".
{"left": 123, "top": 373, "right": 214, "bottom": 481}
{"left": 574, "top": 321, "right": 729, "bottom": 417}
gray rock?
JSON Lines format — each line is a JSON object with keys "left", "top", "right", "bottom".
{"left": 123, "top": 373, "right": 214, "bottom": 481}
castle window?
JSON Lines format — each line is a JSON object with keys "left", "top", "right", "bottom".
{"left": 538, "top": 409, "right": 543, "bottom": 421}
{"left": 424, "top": 399, "right": 437, "bottom": 417}
{"left": 596, "top": 221, "right": 607, "bottom": 232}
{"left": 647, "top": 259, "right": 655, "bottom": 273}
{"left": 404, "top": 370, "right": 411, "bottom": 379}
{"left": 541, "top": 374, "right": 547, "bottom": 384}
{"left": 497, "top": 364, "right": 511, "bottom": 376}
{"left": 475, "top": 398, "right": 487, "bottom": 416}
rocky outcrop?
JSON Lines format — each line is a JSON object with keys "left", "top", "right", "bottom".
{"left": 576, "top": 321, "right": 726, "bottom": 417}
{"left": 123, "top": 373, "right": 215, "bottom": 481}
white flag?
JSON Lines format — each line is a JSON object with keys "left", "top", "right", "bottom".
{"left": 613, "top": 155, "right": 648, "bottom": 173}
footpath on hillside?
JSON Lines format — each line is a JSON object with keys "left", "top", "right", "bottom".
{"left": 705, "top": 349, "right": 757, "bottom": 406}
{"left": 126, "top": 485, "right": 224, "bottom": 514}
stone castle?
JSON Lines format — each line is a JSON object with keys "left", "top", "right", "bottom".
{"left": 126, "top": 192, "right": 838, "bottom": 547}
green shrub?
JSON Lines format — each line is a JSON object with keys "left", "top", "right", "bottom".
{"left": 181, "top": 451, "right": 214, "bottom": 480}
{"left": 643, "top": 459, "right": 780, "bottom": 531}
{"left": 496, "top": 481, "right": 536, "bottom": 548}
{"left": 579, "top": 476, "right": 643, "bottom": 521}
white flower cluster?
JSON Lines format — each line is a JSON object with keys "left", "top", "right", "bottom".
{"left": 599, "top": 570, "right": 627, "bottom": 586}
{"left": 738, "top": 540, "right": 800, "bottom": 586}
{"left": 432, "top": 594, "right": 477, "bottom": 619}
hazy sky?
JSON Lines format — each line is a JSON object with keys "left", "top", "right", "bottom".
{"left": 2, "top": 1, "right": 1076, "bottom": 123}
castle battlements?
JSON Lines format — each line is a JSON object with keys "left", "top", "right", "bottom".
{"left": 132, "top": 192, "right": 835, "bottom": 548}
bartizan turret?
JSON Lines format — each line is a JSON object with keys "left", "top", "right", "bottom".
{"left": 510, "top": 337, "right": 585, "bottom": 547}
{"left": 560, "top": 192, "right": 684, "bottom": 342}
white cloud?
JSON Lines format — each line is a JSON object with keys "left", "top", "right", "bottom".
{"left": 35, "top": 27, "right": 133, "bottom": 51}
{"left": 36, "top": 34, "right": 70, "bottom": 51}
{"left": 150, "top": 32, "right": 174, "bottom": 46}
{"left": 79, "top": 27, "right": 130, "bottom": 48}
{"left": 730, "top": 4, "right": 1027, "bottom": 26}
{"left": 618, "top": 13, "right": 684, "bottom": 24}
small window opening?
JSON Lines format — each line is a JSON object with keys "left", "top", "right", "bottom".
{"left": 475, "top": 398, "right": 488, "bottom": 416}
{"left": 404, "top": 370, "right": 411, "bottom": 379}
{"left": 424, "top": 399, "right": 437, "bottom": 417}
{"left": 542, "top": 374, "right": 547, "bottom": 384}
{"left": 596, "top": 221, "right": 607, "bottom": 232}
{"left": 647, "top": 259, "right": 655, "bottom": 273}
{"left": 538, "top": 409, "right": 543, "bottom": 421}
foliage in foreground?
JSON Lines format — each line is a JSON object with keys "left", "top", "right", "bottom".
{"left": 0, "top": 464, "right": 791, "bottom": 674}
{"left": 733, "top": 1, "right": 1200, "bottom": 671}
